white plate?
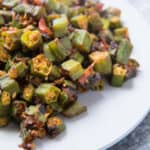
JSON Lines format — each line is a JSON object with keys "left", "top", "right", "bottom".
{"left": 0, "top": 0, "right": 150, "bottom": 150}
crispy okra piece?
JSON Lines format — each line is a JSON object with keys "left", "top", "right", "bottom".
{"left": 31, "top": 54, "right": 52, "bottom": 77}
{"left": 0, "top": 91, "right": 11, "bottom": 106}
{"left": 0, "top": 117, "right": 9, "bottom": 127}
{"left": 70, "top": 52, "right": 84, "bottom": 64}
{"left": 53, "top": 15, "right": 68, "bottom": 37}
{"left": 49, "top": 65, "right": 61, "bottom": 81}
{"left": 63, "top": 101, "right": 87, "bottom": 118}
{"left": 101, "top": 18, "right": 110, "bottom": 30}
{"left": 46, "top": 117, "right": 65, "bottom": 138}
{"left": 1, "top": 28, "right": 21, "bottom": 51}
{"left": 116, "top": 39, "right": 132, "bottom": 65}
{"left": 44, "top": 0, "right": 59, "bottom": 12}
{"left": 21, "top": 30, "right": 42, "bottom": 51}
{"left": 71, "top": 29, "right": 93, "bottom": 53}
{"left": 0, "top": 102, "right": 9, "bottom": 118}
{"left": 114, "top": 27, "right": 128, "bottom": 37}
{"left": 111, "top": 64, "right": 127, "bottom": 87}
{"left": 71, "top": 14, "right": 88, "bottom": 29}
{"left": 22, "top": 84, "right": 35, "bottom": 102}
{"left": 110, "top": 16, "right": 122, "bottom": 29}
{"left": 44, "top": 38, "right": 68, "bottom": 62}
{"left": 50, "top": 102, "right": 63, "bottom": 113}
{"left": 89, "top": 51, "right": 112, "bottom": 74}
{"left": 60, "top": 36, "right": 72, "bottom": 50}
{"left": 0, "top": 45, "right": 10, "bottom": 63}
{"left": 61, "top": 59, "right": 84, "bottom": 81}
{"left": 8, "top": 62, "right": 28, "bottom": 79}
{"left": 35, "top": 84, "right": 61, "bottom": 104}
{"left": 13, "top": 4, "right": 46, "bottom": 19}
{"left": 0, "top": 76, "right": 20, "bottom": 96}
{"left": 0, "top": 16, "right": 5, "bottom": 26}
{"left": 88, "top": 12, "right": 102, "bottom": 32}
{"left": 11, "top": 100, "right": 27, "bottom": 121}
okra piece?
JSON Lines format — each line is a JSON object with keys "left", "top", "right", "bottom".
{"left": 71, "top": 14, "right": 88, "bottom": 29}
{"left": 35, "top": 84, "right": 61, "bottom": 104}
{"left": 31, "top": 54, "right": 52, "bottom": 77}
{"left": 114, "top": 27, "right": 128, "bottom": 37}
{"left": 13, "top": 4, "right": 46, "bottom": 19}
{"left": 22, "top": 84, "right": 34, "bottom": 102}
{"left": 0, "top": 102, "right": 9, "bottom": 118}
{"left": 111, "top": 64, "right": 127, "bottom": 87}
{"left": 1, "top": 28, "right": 21, "bottom": 51}
{"left": 89, "top": 51, "right": 112, "bottom": 74}
{"left": 110, "top": 16, "right": 122, "bottom": 29}
{"left": 8, "top": 62, "right": 28, "bottom": 79}
{"left": 11, "top": 100, "right": 27, "bottom": 121}
{"left": 50, "top": 102, "right": 63, "bottom": 113}
{"left": 0, "top": 91, "right": 11, "bottom": 106}
{"left": 0, "top": 76, "right": 20, "bottom": 96}
{"left": 61, "top": 59, "right": 84, "bottom": 81}
{"left": 88, "top": 12, "right": 102, "bottom": 32}
{"left": 0, "top": 16, "right": 5, "bottom": 26}
{"left": 70, "top": 52, "right": 84, "bottom": 64}
{"left": 44, "top": 38, "right": 68, "bottom": 62}
{"left": 0, "top": 117, "right": 9, "bottom": 127}
{"left": 44, "top": 0, "right": 59, "bottom": 12}
{"left": 46, "top": 117, "right": 65, "bottom": 138}
{"left": 53, "top": 15, "right": 69, "bottom": 37}
{"left": 116, "top": 39, "right": 132, "bottom": 65}
{"left": 21, "top": 30, "right": 42, "bottom": 51}
{"left": 101, "top": 18, "right": 110, "bottom": 30}
{"left": 48, "top": 65, "right": 61, "bottom": 81}
{"left": 60, "top": 36, "right": 72, "bottom": 50}
{"left": 63, "top": 101, "right": 87, "bottom": 118}
{"left": 71, "top": 29, "right": 93, "bottom": 53}
{"left": 0, "top": 45, "right": 10, "bottom": 63}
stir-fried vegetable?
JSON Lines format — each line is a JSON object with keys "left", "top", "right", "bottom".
{"left": 0, "top": 0, "right": 139, "bottom": 149}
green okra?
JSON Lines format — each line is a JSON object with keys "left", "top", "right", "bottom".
{"left": 71, "top": 14, "right": 88, "bottom": 29}
{"left": 0, "top": 45, "right": 10, "bottom": 63}
{"left": 101, "top": 18, "right": 110, "bottom": 30}
{"left": 0, "top": 76, "right": 20, "bottom": 95}
{"left": 0, "top": 16, "right": 5, "bottom": 26}
{"left": 88, "top": 12, "right": 102, "bottom": 32}
{"left": 22, "top": 84, "right": 34, "bottom": 102}
{"left": 8, "top": 62, "right": 28, "bottom": 79}
{"left": 0, "top": 91, "right": 11, "bottom": 106}
{"left": 63, "top": 101, "right": 87, "bottom": 118}
{"left": 60, "top": 36, "right": 72, "bottom": 50}
{"left": 49, "top": 65, "right": 61, "bottom": 81}
{"left": 44, "top": 38, "right": 68, "bottom": 62}
{"left": 11, "top": 100, "right": 27, "bottom": 121}
{"left": 89, "top": 51, "right": 112, "bottom": 74}
{"left": 58, "top": 91, "right": 69, "bottom": 108}
{"left": 116, "top": 39, "right": 132, "bottom": 65}
{"left": 50, "top": 102, "right": 63, "bottom": 113}
{"left": 53, "top": 15, "right": 69, "bottom": 37}
{"left": 111, "top": 64, "right": 127, "bottom": 87}
{"left": 21, "top": 30, "right": 42, "bottom": 51}
{"left": 35, "top": 84, "right": 61, "bottom": 104}
{"left": 13, "top": 4, "right": 46, "bottom": 19}
{"left": 110, "top": 16, "right": 122, "bottom": 29}
{"left": 71, "top": 29, "right": 93, "bottom": 53}
{"left": 61, "top": 59, "right": 84, "bottom": 81}
{"left": 1, "top": 28, "right": 22, "bottom": 51}
{"left": 70, "top": 52, "right": 84, "bottom": 64}
{"left": 46, "top": 117, "right": 65, "bottom": 138}
{"left": 31, "top": 54, "right": 52, "bottom": 77}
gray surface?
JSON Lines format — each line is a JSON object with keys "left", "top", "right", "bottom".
{"left": 109, "top": 1, "right": 150, "bottom": 150}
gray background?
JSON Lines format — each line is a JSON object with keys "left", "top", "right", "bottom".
{"left": 109, "top": 1, "right": 150, "bottom": 150}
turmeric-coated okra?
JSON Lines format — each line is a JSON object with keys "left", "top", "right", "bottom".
{"left": 0, "top": 0, "right": 139, "bottom": 149}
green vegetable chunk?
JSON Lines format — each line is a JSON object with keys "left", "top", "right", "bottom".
{"left": 44, "top": 38, "right": 68, "bottom": 62}
{"left": 31, "top": 54, "right": 52, "bottom": 77}
{"left": 63, "top": 101, "right": 87, "bottom": 118}
{"left": 0, "top": 45, "right": 10, "bottom": 63}
{"left": 0, "top": 16, "right": 5, "bottom": 26}
{"left": 53, "top": 15, "right": 68, "bottom": 37}
{"left": 0, "top": 76, "right": 20, "bottom": 95}
{"left": 89, "top": 51, "right": 112, "bottom": 74}
{"left": 71, "top": 14, "right": 88, "bottom": 29}
{"left": 111, "top": 64, "right": 127, "bottom": 87}
{"left": 47, "top": 117, "right": 65, "bottom": 138}
{"left": 61, "top": 59, "right": 84, "bottom": 80}
{"left": 21, "top": 30, "right": 42, "bottom": 51}
{"left": 71, "top": 29, "right": 93, "bottom": 53}
{"left": 116, "top": 39, "right": 132, "bottom": 65}
{"left": 70, "top": 52, "right": 84, "bottom": 63}
{"left": 35, "top": 84, "right": 61, "bottom": 104}
{"left": 22, "top": 84, "right": 34, "bottom": 102}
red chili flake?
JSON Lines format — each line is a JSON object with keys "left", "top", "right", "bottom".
{"left": 101, "top": 38, "right": 109, "bottom": 51}
{"left": 38, "top": 18, "right": 53, "bottom": 37}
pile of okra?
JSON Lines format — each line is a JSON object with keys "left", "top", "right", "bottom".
{"left": 0, "top": 0, "right": 139, "bottom": 149}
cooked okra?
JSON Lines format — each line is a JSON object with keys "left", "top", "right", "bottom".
{"left": 0, "top": 0, "right": 139, "bottom": 149}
